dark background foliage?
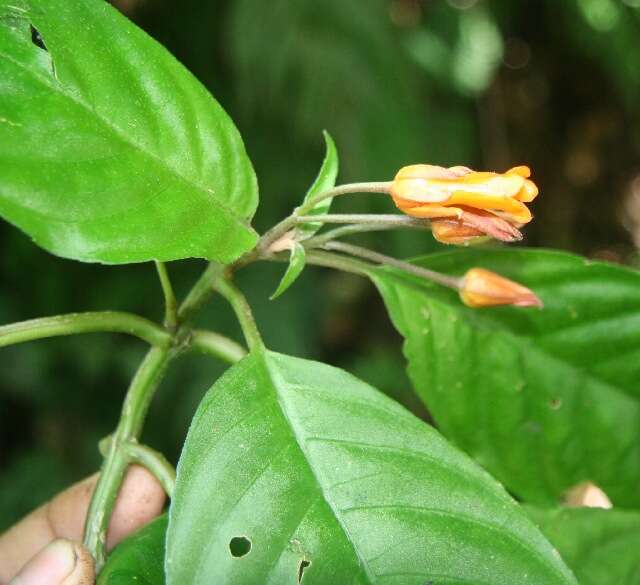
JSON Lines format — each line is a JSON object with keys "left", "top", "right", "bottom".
{"left": 2, "top": 0, "right": 640, "bottom": 529}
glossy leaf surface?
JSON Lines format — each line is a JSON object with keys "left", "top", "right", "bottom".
{"left": 167, "top": 350, "right": 576, "bottom": 585}
{"left": 526, "top": 506, "right": 640, "bottom": 585}
{"left": 296, "top": 131, "right": 338, "bottom": 238}
{"left": 97, "top": 514, "right": 166, "bottom": 585}
{"left": 271, "top": 242, "right": 306, "bottom": 299}
{"left": 371, "top": 248, "right": 640, "bottom": 506}
{"left": 0, "top": 0, "right": 258, "bottom": 263}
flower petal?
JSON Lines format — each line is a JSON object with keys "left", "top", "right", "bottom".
{"left": 506, "top": 165, "right": 531, "bottom": 178}
{"left": 445, "top": 192, "right": 533, "bottom": 224}
{"left": 515, "top": 179, "right": 539, "bottom": 202}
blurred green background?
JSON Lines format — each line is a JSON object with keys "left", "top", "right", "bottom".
{"left": 2, "top": 0, "right": 640, "bottom": 530}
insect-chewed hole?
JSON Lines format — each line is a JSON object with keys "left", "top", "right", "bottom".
{"left": 229, "top": 536, "right": 252, "bottom": 558}
{"left": 297, "top": 559, "right": 311, "bottom": 583}
{"left": 30, "top": 25, "right": 47, "bottom": 51}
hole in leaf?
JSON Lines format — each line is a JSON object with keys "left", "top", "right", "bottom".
{"left": 30, "top": 25, "right": 47, "bottom": 51}
{"left": 229, "top": 536, "right": 252, "bottom": 558}
{"left": 549, "top": 398, "right": 562, "bottom": 410}
{"left": 297, "top": 559, "right": 311, "bottom": 583}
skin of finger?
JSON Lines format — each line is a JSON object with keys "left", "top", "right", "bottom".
{"left": 8, "top": 539, "right": 76, "bottom": 585}
{"left": 0, "top": 465, "right": 165, "bottom": 582}
{"left": 8, "top": 540, "right": 94, "bottom": 585}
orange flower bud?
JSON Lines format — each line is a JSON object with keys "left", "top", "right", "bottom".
{"left": 459, "top": 268, "right": 542, "bottom": 308}
{"left": 391, "top": 164, "right": 538, "bottom": 244}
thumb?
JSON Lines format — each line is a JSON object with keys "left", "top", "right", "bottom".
{"left": 9, "top": 539, "right": 95, "bottom": 585}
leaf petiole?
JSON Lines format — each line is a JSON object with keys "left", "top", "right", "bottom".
{"left": 212, "top": 276, "right": 263, "bottom": 352}
{"left": 0, "top": 311, "right": 171, "bottom": 349}
{"left": 155, "top": 261, "right": 178, "bottom": 330}
{"left": 190, "top": 329, "right": 247, "bottom": 363}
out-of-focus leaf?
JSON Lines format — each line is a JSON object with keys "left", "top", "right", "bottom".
{"left": 297, "top": 131, "right": 338, "bottom": 238}
{"left": 228, "top": 0, "right": 428, "bottom": 179}
{"left": 555, "top": 0, "right": 640, "bottom": 104}
{"left": 97, "top": 514, "right": 166, "bottom": 585}
{"left": 526, "top": 506, "right": 640, "bottom": 585}
{"left": 167, "top": 350, "right": 576, "bottom": 585}
{"left": 371, "top": 248, "right": 640, "bottom": 507}
{"left": 406, "top": 4, "right": 503, "bottom": 96}
{"left": 270, "top": 242, "right": 306, "bottom": 300}
{"left": 0, "top": 0, "right": 258, "bottom": 264}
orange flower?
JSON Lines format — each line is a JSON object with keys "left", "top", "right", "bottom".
{"left": 459, "top": 268, "right": 542, "bottom": 308}
{"left": 391, "top": 164, "right": 538, "bottom": 244}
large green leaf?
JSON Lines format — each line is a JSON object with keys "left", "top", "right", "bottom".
{"left": 166, "top": 349, "right": 576, "bottom": 585}
{"left": 97, "top": 514, "right": 166, "bottom": 585}
{"left": 526, "top": 506, "right": 640, "bottom": 585}
{"left": 0, "top": 0, "right": 258, "bottom": 264}
{"left": 371, "top": 248, "right": 640, "bottom": 507}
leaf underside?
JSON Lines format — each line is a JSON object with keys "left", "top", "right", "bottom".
{"left": 371, "top": 248, "right": 640, "bottom": 507}
{"left": 166, "top": 350, "right": 576, "bottom": 585}
{"left": 0, "top": 0, "right": 258, "bottom": 264}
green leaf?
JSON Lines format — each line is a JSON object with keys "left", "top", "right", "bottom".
{"left": 0, "top": 0, "right": 258, "bottom": 264}
{"left": 271, "top": 242, "right": 306, "bottom": 300}
{"left": 370, "top": 248, "right": 640, "bottom": 507}
{"left": 166, "top": 350, "right": 576, "bottom": 585}
{"left": 296, "top": 131, "right": 338, "bottom": 238}
{"left": 526, "top": 506, "right": 640, "bottom": 585}
{"left": 97, "top": 514, "right": 166, "bottom": 585}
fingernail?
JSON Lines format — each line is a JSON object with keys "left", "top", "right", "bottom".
{"left": 10, "top": 539, "right": 76, "bottom": 585}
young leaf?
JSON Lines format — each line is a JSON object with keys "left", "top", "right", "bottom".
{"left": 370, "top": 248, "right": 640, "bottom": 507}
{"left": 97, "top": 514, "right": 166, "bottom": 585}
{"left": 0, "top": 0, "right": 258, "bottom": 264}
{"left": 270, "top": 242, "right": 306, "bottom": 299}
{"left": 166, "top": 350, "right": 576, "bottom": 585}
{"left": 296, "top": 131, "right": 338, "bottom": 238}
{"left": 526, "top": 506, "right": 640, "bottom": 585}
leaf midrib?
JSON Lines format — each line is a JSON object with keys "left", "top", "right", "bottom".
{"left": 262, "top": 352, "right": 377, "bottom": 584}
{"left": 0, "top": 43, "right": 254, "bottom": 232}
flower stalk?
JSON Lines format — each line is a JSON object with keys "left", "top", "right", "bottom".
{"left": 322, "top": 241, "right": 462, "bottom": 289}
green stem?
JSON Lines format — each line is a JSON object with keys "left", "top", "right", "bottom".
{"left": 299, "top": 181, "right": 392, "bottom": 213}
{"left": 304, "top": 250, "right": 372, "bottom": 278}
{"left": 323, "top": 241, "right": 462, "bottom": 289}
{"left": 97, "top": 437, "right": 176, "bottom": 498}
{"left": 0, "top": 312, "right": 171, "bottom": 349}
{"left": 257, "top": 182, "right": 393, "bottom": 255}
{"left": 83, "top": 346, "right": 172, "bottom": 570}
{"left": 177, "top": 263, "right": 223, "bottom": 323}
{"left": 125, "top": 442, "right": 176, "bottom": 498}
{"left": 155, "top": 261, "right": 178, "bottom": 330}
{"left": 212, "top": 277, "right": 263, "bottom": 352}
{"left": 296, "top": 213, "right": 426, "bottom": 227}
{"left": 304, "top": 220, "right": 430, "bottom": 248}
{"left": 190, "top": 329, "right": 247, "bottom": 363}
